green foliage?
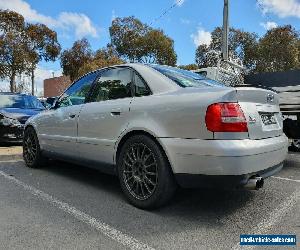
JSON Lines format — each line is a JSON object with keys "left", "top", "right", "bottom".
{"left": 61, "top": 40, "right": 125, "bottom": 81}
{"left": 0, "top": 10, "right": 27, "bottom": 92}
{"left": 195, "top": 27, "right": 258, "bottom": 70}
{"left": 178, "top": 64, "right": 198, "bottom": 70}
{"left": 255, "top": 25, "right": 300, "bottom": 73}
{"left": 109, "top": 16, "right": 177, "bottom": 65}
{"left": 25, "top": 23, "right": 61, "bottom": 94}
{"left": 78, "top": 45, "right": 125, "bottom": 78}
{"left": 60, "top": 38, "right": 93, "bottom": 82}
{"left": 0, "top": 10, "right": 60, "bottom": 93}
{"left": 195, "top": 25, "right": 300, "bottom": 73}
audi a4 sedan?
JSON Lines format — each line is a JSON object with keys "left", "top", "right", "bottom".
{"left": 0, "top": 93, "right": 45, "bottom": 143}
{"left": 23, "top": 64, "right": 288, "bottom": 209}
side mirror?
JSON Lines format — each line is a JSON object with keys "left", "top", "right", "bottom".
{"left": 50, "top": 97, "right": 59, "bottom": 110}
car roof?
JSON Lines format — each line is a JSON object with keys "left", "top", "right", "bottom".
{"left": 81, "top": 63, "right": 180, "bottom": 94}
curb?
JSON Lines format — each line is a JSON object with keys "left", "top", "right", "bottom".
{"left": 0, "top": 154, "right": 23, "bottom": 162}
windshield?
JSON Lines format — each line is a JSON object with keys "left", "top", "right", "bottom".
{"left": 150, "top": 65, "right": 225, "bottom": 88}
{"left": 0, "top": 95, "right": 45, "bottom": 109}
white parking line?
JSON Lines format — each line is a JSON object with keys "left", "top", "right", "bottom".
{"left": 271, "top": 176, "right": 300, "bottom": 183}
{"left": 0, "top": 170, "right": 155, "bottom": 250}
{"left": 0, "top": 159, "right": 23, "bottom": 163}
{"left": 233, "top": 190, "right": 300, "bottom": 250}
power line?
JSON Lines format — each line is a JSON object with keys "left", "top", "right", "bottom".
{"left": 149, "top": 0, "right": 184, "bottom": 26}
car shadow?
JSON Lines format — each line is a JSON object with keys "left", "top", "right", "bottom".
{"left": 42, "top": 160, "right": 124, "bottom": 199}
{"left": 41, "top": 160, "right": 255, "bottom": 226}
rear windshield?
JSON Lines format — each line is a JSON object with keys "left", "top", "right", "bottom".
{"left": 0, "top": 95, "right": 45, "bottom": 109}
{"left": 150, "top": 65, "right": 225, "bottom": 88}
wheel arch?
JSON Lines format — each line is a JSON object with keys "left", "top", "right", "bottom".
{"left": 114, "top": 129, "right": 174, "bottom": 173}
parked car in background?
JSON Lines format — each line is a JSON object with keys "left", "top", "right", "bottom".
{"left": 45, "top": 96, "right": 58, "bottom": 108}
{"left": 38, "top": 96, "right": 58, "bottom": 109}
{"left": 0, "top": 92, "right": 45, "bottom": 143}
{"left": 23, "top": 64, "right": 288, "bottom": 209}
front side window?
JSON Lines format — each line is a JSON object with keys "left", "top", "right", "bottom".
{"left": 58, "top": 72, "right": 98, "bottom": 107}
{"left": 90, "top": 68, "right": 132, "bottom": 102}
{"left": 150, "top": 65, "right": 224, "bottom": 88}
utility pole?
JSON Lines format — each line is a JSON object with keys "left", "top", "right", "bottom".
{"left": 222, "top": 0, "right": 229, "bottom": 61}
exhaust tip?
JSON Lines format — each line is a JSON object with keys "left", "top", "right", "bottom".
{"left": 243, "top": 176, "right": 264, "bottom": 190}
{"left": 255, "top": 177, "right": 264, "bottom": 190}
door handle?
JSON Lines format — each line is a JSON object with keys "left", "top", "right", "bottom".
{"left": 69, "top": 114, "right": 76, "bottom": 118}
{"left": 111, "top": 108, "right": 122, "bottom": 116}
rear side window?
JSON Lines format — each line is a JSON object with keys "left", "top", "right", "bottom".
{"left": 90, "top": 68, "right": 132, "bottom": 102}
{"left": 134, "top": 73, "right": 151, "bottom": 97}
{"left": 150, "top": 65, "right": 224, "bottom": 88}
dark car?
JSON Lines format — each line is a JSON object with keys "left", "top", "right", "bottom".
{"left": 38, "top": 96, "right": 58, "bottom": 109}
{"left": 0, "top": 92, "right": 45, "bottom": 143}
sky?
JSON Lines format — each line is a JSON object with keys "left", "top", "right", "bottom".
{"left": 1, "top": 0, "right": 300, "bottom": 94}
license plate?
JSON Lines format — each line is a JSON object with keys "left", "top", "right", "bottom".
{"left": 260, "top": 113, "right": 277, "bottom": 125}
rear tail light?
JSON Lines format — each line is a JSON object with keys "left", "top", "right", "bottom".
{"left": 205, "top": 103, "right": 248, "bottom": 132}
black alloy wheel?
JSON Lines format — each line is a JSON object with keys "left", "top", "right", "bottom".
{"left": 118, "top": 135, "right": 177, "bottom": 209}
{"left": 23, "top": 127, "right": 46, "bottom": 168}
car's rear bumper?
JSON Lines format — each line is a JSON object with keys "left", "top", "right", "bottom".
{"left": 175, "top": 162, "right": 283, "bottom": 188}
{"left": 159, "top": 134, "right": 288, "bottom": 176}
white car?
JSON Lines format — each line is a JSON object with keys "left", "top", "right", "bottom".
{"left": 23, "top": 64, "right": 288, "bottom": 209}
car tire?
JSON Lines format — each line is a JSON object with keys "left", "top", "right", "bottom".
{"left": 118, "top": 135, "right": 177, "bottom": 209}
{"left": 23, "top": 127, "right": 47, "bottom": 168}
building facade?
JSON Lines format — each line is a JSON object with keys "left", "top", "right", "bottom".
{"left": 44, "top": 76, "right": 71, "bottom": 97}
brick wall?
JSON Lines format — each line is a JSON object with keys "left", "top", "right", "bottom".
{"left": 44, "top": 76, "right": 71, "bottom": 97}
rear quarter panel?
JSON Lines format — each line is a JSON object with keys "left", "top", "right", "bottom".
{"left": 127, "top": 87, "right": 238, "bottom": 139}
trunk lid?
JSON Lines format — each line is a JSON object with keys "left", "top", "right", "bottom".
{"left": 236, "top": 87, "right": 283, "bottom": 139}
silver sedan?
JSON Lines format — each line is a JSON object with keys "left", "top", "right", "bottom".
{"left": 23, "top": 64, "right": 288, "bottom": 209}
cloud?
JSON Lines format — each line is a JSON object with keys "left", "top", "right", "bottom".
{"left": 260, "top": 21, "right": 278, "bottom": 30}
{"left": 175, "top": 0, "right": 185, "bottom": 7}
{"left": 0, "top": 0, "right": 98, "bottom": 38}
{"left": 191, "top": 27, "right": 212, "bottom": 47}
{"left": 111, "top": 10, "right": 117, "bottom": 21}
{"left": 59, "top": 12, "right": 97, "bottom": 38}
{"left": 257, "top": 0, "right": 300, "bottom": 18}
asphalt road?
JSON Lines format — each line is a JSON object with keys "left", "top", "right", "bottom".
{"left": 0, "top": 146, "right": 299, "bottom": 250}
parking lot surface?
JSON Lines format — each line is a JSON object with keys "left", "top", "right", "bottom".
{"left": 0, "top": 146, "right": 299, "bottom": 250}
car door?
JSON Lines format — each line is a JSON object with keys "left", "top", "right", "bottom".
{"left": 38, "top": 72, "right": 98, "bottom": 158}
{"left": 77, "top": 67, "right": 133, "bottom": 164}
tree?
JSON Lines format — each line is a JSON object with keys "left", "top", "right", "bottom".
{"left": 109, "top": 16, "right": 177, "bottom": 65}
{"left": 60, "top": 38, "right": 93, "bottom": 81}
{"left": 78, "top": 45, "right": 124, "bottom": 77}
{"left": 178, "top": 64, "right": 198, "bottom": 70}
{"left": 109, "top": 16, "right": 146, "bottom": 63}
{"left": 141, "top": 29, "right": 177, "bottom": 65}
{"left": 0, "top": 10, "right": 29, "bottom": 92}
{"left": 255, "top": 25, "right": 300, "bottom": 73}
{"left": 195, "top": 27, "right": 258, "bottom": 70}
{"left": 195, "top": 44, "right": 221, "bottom": 68}
{"left": 25, "top": 23, "right": 61, "bottom": 95}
